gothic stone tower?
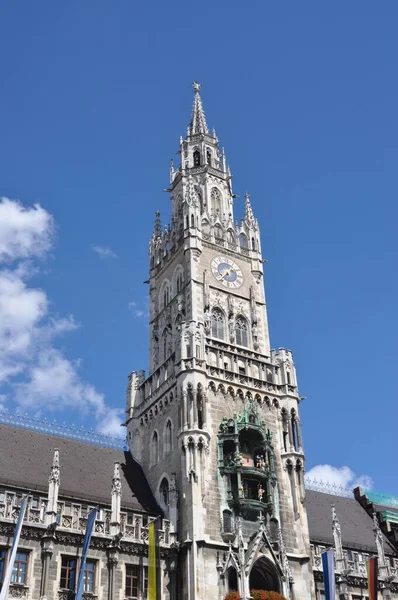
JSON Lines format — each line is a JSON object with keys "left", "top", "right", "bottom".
{"left": 126, "top": 83, "right": 314, "bottom": 600}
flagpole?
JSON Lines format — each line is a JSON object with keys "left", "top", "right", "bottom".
{"left": 0, "top": 494, "right": 30, "bottom": 600}
{"left": 75, "top": 507, "right": 98, "bottom": 600}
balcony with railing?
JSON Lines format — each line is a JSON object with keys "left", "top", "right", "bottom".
{"left": 0, "top": 489, "right": 171, "bottom": 546}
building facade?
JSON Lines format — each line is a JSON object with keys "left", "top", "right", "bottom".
{"left": 0, "top": 83, "right": 397, "bottom": 600}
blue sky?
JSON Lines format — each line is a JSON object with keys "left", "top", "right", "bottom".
{"left": 0, "top": 1, "right": 397, "bottom": 493}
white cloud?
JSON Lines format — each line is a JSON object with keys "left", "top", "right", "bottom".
{"left": 0, "top": 197, "right": 54, "bottom": 263}
{"left": 128, "top": 300, "right": 147, "bottom": 319}
{"left": 92, "top": 245, "right": 117, "bottom": 259}
{"left": 0, "top": 197, "right": 123, "bottom": 438}
{"left": 305, "top": 464, "right": 373, "bottom": 491}
{"left": 97, "top": 409, "right": 125, "bottom": 437}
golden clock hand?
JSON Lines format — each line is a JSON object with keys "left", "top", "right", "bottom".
{"left": 218, "top": 268, "right": 231, "bottom": 281}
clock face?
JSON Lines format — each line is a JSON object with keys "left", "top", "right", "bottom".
{"left": 211, "top": 256, "right": 243, "bottom": 289}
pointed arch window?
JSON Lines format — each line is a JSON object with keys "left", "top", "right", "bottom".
{"left": 235, "top": 316, "right": 248, "bottom": 347}
{"left": 163, "top": 285, "right": 170, "bottom": 308}
{"left": 211, "top": 309, "right": 224, "bottom": 340}
{"left": 193, "top": 150, "right": 201, "bottom": 167}
{"left": 151, "top": 432, "right": 159, "bottom": 465}
{"left": 176, "top": 272, "right": 183, "bottom": 294}
{"left": 159, "top": 478, "right": 169, "bottom": 506}
{"left": 239, "top": 233, "right": 248, "bottom": 248}
{"left": 206, "top": 150, "right": 212, "bottom": 166}
{"left": 165, "top": 420, "right": 172, "bottom": 454}
{"left": 211, "top": 188, "right": 221, "bottom": 215}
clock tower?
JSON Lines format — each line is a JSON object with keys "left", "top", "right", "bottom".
{"left": 126, "top": 83, "right": 314, "bottom": 599}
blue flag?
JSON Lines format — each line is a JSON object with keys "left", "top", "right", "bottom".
{"left": 0, "top": 495, "right": 29, "bottom": 600}
{"left": 321, "top": 548, "right": 336, "bottom": 600}
{"left": 76, "top": 507, "right": 97, "bottom": 600}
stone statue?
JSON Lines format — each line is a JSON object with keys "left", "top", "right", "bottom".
{"left": 257, "top": 484, "right": 265, "bottom": 502}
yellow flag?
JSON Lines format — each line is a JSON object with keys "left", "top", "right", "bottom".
{"left": 148, "top": 521, "right": 158, "bottom": 600}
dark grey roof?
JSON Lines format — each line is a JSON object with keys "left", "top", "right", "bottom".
{"left": 305, "top": 490, "right": 396, "bottom": 554}
{"left": 0, "top": 424, "right": 160, "bottom": 514}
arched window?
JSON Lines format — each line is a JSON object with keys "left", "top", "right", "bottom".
{"left": 227, "top": 230, "right": 235, "bottom": 245}
{"left": 163, "top": 285, "right": 170, "bottom": 308}
{"left": 191, "top": 214, "right": 195, "bottom": 228}
{"left": 162, "top": 329, "right": 168, "bottom": 362}
{"left": 251, "top": 237, "right": 256, "bottom": 251}
{"left": 159, "top": 478, "right": 169, "bottom": 506}
{"left": 165, "top": 420, "right": 172, "bottom": 454}
{"left": 235, "top": 316, "right": 248, "bottom": 347}
{"left": 211, "top": 309, "right": 224, "bottom": 340}
{"left": 206, "top": 150, "right": 212, "bottom": 166}
{"left": 211, "top": 188, "right": 221, "bottom": 215}
{"left": 151, "top": 432, "right": 159, "bottom": 465}
{"left": 291, "top": 409, "right": 299, "bottom": 451}
{"left": 239, "top": 233, "right": 248, "bottom": 248}
{"left": 176, "top": 271, "right": 183, "bottom": 294}
{"left": 223, "top": 509, "right": 233, "bottom": 533}
{"left": 193, "top": 150, "right": 200, "bottom": 167}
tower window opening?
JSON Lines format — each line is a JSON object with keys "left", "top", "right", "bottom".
{"left": 197, "top": 396, "right": 204, "bottom": 429}
{"left": 159, "top": 478, "right": 169, "bottom": 506}
{"left": 239, "top": 233, "right": 248, "bottom": 248}
{"left": 206, "top": 150, "right": 212, "bottom": 166}
{"left": 176, "top": 272, "right": 183, "bottom": 294}
{"left": 238, "top": 360, "right": 246, "bottom": 376}
{"left": 193, "top": 150, "right": 201, "bottom": 166}
{"left": 151, "top": 432, "right": 159, "bottom": 465}
{"left": 287, "top": 371, "right": 291, "bottom": 385}
{"left": 211, "top": 188, "right": 221, "bottom": 215}
{"left": 251, "top": 237, "right": 256, "bottom": 251}
{"left": 191, "top": 214, "right": 195, "bottom": 228}
{"left": 211, "top": 309, "right": 224, "bottom": 340}
{"left": 283, "top": 431, "right": 288, "bottom": 453}
{"left": 163, "top": 285, "right": 170, "bottom": 308}
{"left": 235, "top": 317, "right": 248, "bottom": 347}
{"left": 165, "top": 420, "right": 172, "bottom": 454}
{"left": 292, "top": 411, "right": 299, "bottom": 451}
{"left": 223, "top": 510, "right": 233, "bottom": 534}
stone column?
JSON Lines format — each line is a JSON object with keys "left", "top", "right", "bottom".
{"left": 40, "top": 537, "right": 54, "bottom": 600}
{"left": 296, "top": 417, "right": 303, "bottom": 452}
{"left": 107, "top": 548, "right": 119, "bottom": 600}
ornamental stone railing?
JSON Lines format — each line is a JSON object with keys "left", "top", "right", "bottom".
{"left": 8, "top": 585, "right": 29, "bottom": 598}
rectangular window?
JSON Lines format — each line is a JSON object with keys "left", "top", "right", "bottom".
{"left": 0, "top": 549, "right": 7, "bottom": 584}
{"left": 83, "top": 560, "right": 96, "bottom": 593}
{"left": 60, "top": 556, "right": 76, "bottom": 590}
{"left": 126, "top": 565, "right": 140, "bottom": 598}
{"left": 143, "top": 566, "right": 148, "bottom": 598}
{"left": 11, "top": 551, "right": 28, "bottom": 585}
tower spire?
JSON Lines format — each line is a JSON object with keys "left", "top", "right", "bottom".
{"left": 244, "top": 193, "right": 255, "bottom": 225}
{"left": 188, "top": 81, "right": 209, "bottom": 136}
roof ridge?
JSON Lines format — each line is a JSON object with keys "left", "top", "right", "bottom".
{"left": 0, "top": 410, "right": 126, "bottom": 451}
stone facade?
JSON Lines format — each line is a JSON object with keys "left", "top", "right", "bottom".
{"left": 126, "top": 82, "right": 313, "bottom": 599}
